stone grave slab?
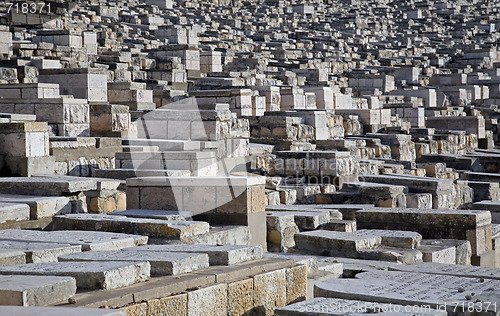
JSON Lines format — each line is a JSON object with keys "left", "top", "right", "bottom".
{"left": 52, "top": 214, "right": 209, "bottom": 239}
{"left": 0, "top": 176, "right": 97, "bottom": 196}
{"left": 109, "top": 209, "right": 189, "bottom": 220}
{"left": 0, "top": 240, "right": 81, "bottom": 263}
{"left": 122, "top": 244, "right": 263, "bottom": 265}
{"left": 315, "top": 270, "right": 500, "bottom": 315}
{"left": 0, "top": 275, "right": 76, "bottom": 306}
{"left": 59, "top": 250, "right": 209, "bottom": 276}
{"left": 0, "top": 230, "right": 148, "bottom": 251}
{"left": 0, "top": 261, "right": 150, "bottom": 290}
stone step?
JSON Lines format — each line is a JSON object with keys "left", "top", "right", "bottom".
{"left": 294, "top": 230, "right": 382, "bottom": 257}
{"left": 0, "top": 275, "right": 76, "bottom": 306}
{"left": 122, "top": 244, "right": 263, "bottom": 265}
{"left": 0, "top": 176, "right": 97, "bottom": 196}
{"left": 275, "top": 297, "right": 446, "bottom": 316}
{"left": 52, "top": 214, "right": 210, "bottom": 240}
{"left": 315, "top": 270, "right": 500, "bottom": 315}
{"left": 0, "top": 229, "right": 148, "bottom": 251}
{"left": 0, "top": 193, "right": 71, "bottom": 220}
{"left": 0, "top": 240, "right": 81, "bottom": 263}
{"left": 0, "top": 261, "right": 150, "bottom": 290}
{"left": 0, "top": 250, "right": 26, "bottom": 266}
{"left": 0, "top": 202, "right": 30, "bottom": 224}
{"left": 0, "top": 306, "right": 126, "bottom": 316}
{"left": 94, "top": 168, "right": 190, "bottom": 180}
{"left": 266, "top": 211, "right": 330, "bottom": 230}
{"left": 109, "top": 209, "right": 189, "bottom": 220}
{"left": 59, "top": 250, "right": 209, "bottom": 276}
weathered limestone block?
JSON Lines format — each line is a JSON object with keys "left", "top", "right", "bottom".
{"left": 187, "top": 284, "right": 227, "bottom": 316}
{"left": 254, "top": 268, "right": 287, "bottom": 315}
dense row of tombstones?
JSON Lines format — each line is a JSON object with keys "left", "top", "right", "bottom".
{"left": 0, "top": 0, "right": 500, "bottom": 315}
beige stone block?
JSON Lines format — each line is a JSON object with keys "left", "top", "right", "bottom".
{"left": 286, "top": 265, "right": 307, "bottom": 305}
{"left": 122, "top": 302, "right": 148, "bottom": 316}
{"left": 117, "top": 192, "right": 126, "bottom": 210}
{"left": 227, "top": 278, "right": 254, "bottom": 316}
{"left": 148, "top": 294, "right": 187, "bottom": 316}
{"left": 187, "top": 284, "right": 227, "bottom": 316}
{"left": 253, "top": 269, "right": 286, "bottom": 315}
{"left": 251, "top": 185, "right": 265, "bottom": 214}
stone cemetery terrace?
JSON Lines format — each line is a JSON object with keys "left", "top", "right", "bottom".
{"left": 1, "top": 0, "right": 500, "bottom": 315}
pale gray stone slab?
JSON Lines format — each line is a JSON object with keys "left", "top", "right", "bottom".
{"left": 122, "top": 244, "right": 263, "bottom": 265}
{"left": 0, "top": 176, "right": 97, "bottom": 196}
{"left": 52, "top": 214, "right": 209, "bottom": 239}
{"left": 0, "top": 275, "right": 76, "bottom": 306}
{"left": 0, "top": 202, "right": 30, "bottom": 223}
{"left": 0, "top": 261, "right": 150, "bottom": 290}
{"left": 264, "top": 253, "right": 318, "bottom": 272}
{"left": 0, "top": 241, "right": 81, "bottom": 263}
{"left": 315, "top": 270, "right": 500, "bottom": 315}
{"left": 59, "top": 250, "right": 208, "bottom": 276}
{"left": 275, "top": 297, "right": 447, "bottom": 315}
{"left": 109, "top": 209, "right": 190, "bottom": 220}
{"left": 0, "top": 250, "right": 26, "bottom": 266}
{"left": 0, "top": 230, "right": 148, "bottom": 250}
{"left": 0, "top": 306, "right": 126, "bottom": 316}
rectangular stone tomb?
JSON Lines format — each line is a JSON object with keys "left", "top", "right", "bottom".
{"left": 0, "top": 240, "right": 81, "bottom": 263}
{"left": 0, "top": 261, "right": 150, "bottom": 290}
{"left": 266, "top": 211, "right": 330, "bottom": 230}
{"left": 126, "top": 176, "right": 266, "bottom": 249}
{"left": 355, "top": 208, "right": 492, "bottom": 256}
{"left": 122, "top": 244, "right": 263, "bottom": 265}
{"left": 0, "top": 275, "right": 76, "bottom": 306}
{"left": 275, "top": 297, "right": 446, "bottom": 315}
{"left": 0, "top": 230, "right": 148, "bottom": 251}
{"left": 0, "top": 306, "right": 126, "bottom": 315}
{"left": 52, "top": 214, "right": 209, "bottom": 239}
{"left": 315, "top": 270, "right": 500, "bottom": 315}
{"left": 59, "top": 250, "right": 209, "bottom": 276}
